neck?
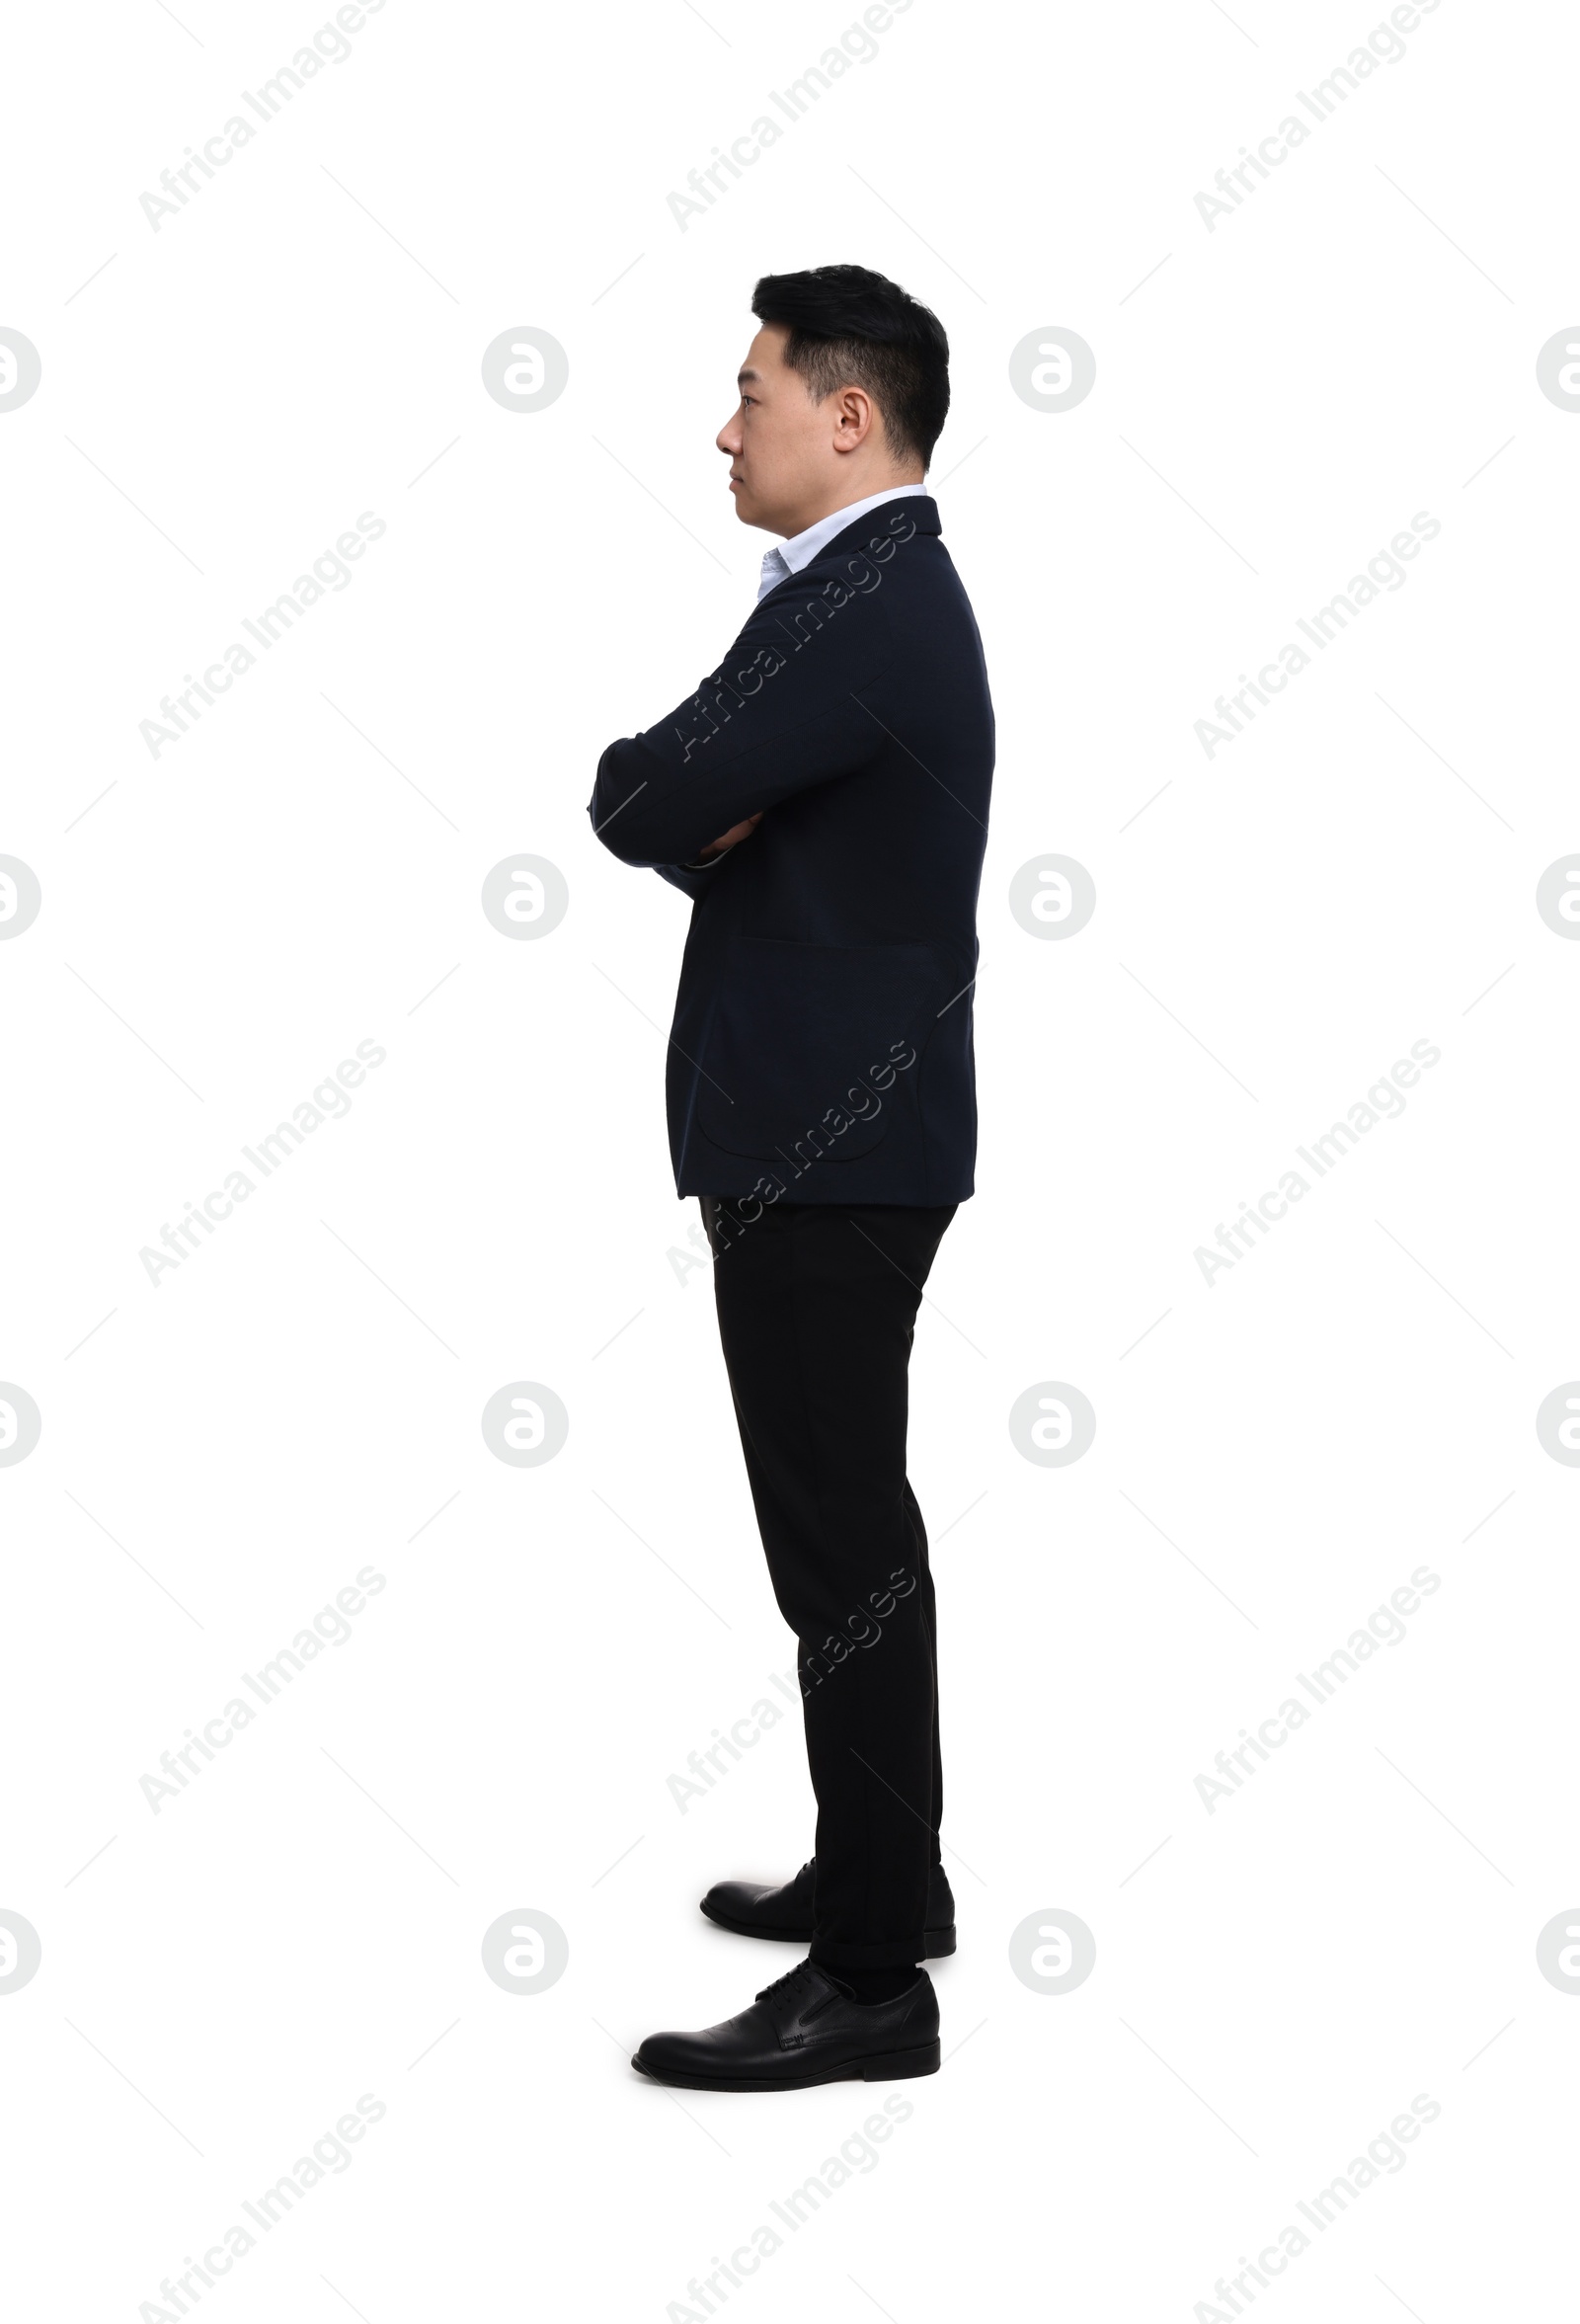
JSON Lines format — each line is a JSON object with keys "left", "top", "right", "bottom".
{"left": 777, "top": 475, "right": 923, "bottom": 538}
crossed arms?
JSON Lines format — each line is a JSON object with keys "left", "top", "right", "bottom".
{"left": 588, "top": 515, "right": 916, "bottom": 878}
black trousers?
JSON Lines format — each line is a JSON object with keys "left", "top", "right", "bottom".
{"left": 700, "top": 1193, "right": 958, "bottom": 1970}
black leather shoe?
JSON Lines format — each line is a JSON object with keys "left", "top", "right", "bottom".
{"left": 632, "top": 1960, "right": 940, "bottom": 2091}
{"left": 700, "top": 1857, "right": 957, "bottom": 1957}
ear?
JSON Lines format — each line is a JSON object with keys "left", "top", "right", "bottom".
{"left": 832, "top": 385, "right": 877, "bottom": 449}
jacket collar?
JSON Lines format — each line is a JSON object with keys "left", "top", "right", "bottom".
{"left": 756, "top": 494, "right": 941, "bottom": 605}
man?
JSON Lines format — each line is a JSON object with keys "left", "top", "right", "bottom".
{"left": 588, "top": 264, "right": 994, "bottom": 2091}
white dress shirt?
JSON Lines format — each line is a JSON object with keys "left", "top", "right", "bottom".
{"left": 756, "top": 481, "right": 929, "bottom": 601}
{"left": 681, "top": 483, "right": 930, "bottom": 869}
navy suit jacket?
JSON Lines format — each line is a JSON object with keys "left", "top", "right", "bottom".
{"left": 588, "top": 493, "right": 993, "bottom": 1205}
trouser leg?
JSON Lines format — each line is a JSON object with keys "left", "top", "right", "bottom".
{"left": 902, "top": 1476, "right": 944, "bottom": 1868}
{"left": 702, "top": 1194, "right": 956, "bottom": 1970}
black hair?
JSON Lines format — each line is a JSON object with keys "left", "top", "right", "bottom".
{"left": 750, "top": 264, "right": 949, "bottom": 469}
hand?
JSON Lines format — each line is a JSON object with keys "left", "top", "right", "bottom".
{"left": 698, "top": 811, "right": 763, "bottom": 860}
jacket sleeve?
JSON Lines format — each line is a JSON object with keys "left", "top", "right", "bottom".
{"left": 588, "top": 569, "right": 892, "bottom": 869}
{"left": 652, "top": 854, "right": 729, "bottom": 901}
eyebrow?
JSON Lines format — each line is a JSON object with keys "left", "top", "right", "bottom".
{"left": 737, "top": 368, "right": 762, "bottom": 385}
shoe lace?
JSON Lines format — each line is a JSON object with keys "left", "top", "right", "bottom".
{"left": 755, "top": 1958, "right": 823, "bottom": 2008}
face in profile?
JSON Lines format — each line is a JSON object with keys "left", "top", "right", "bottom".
{"left": 718, "top": 322, "right": 834, "bottom": 534}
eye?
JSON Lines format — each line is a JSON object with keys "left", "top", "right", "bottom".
{"left": 741, "top": 395, "right": 755, "bottom": 408}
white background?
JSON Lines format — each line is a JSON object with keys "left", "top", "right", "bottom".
{"left": 3, "top": 0, "right": 1578, "bottom": 2316}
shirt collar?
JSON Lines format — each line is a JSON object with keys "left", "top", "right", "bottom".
{"left": 756, "top": 484, "right": 930, "bottom": 602}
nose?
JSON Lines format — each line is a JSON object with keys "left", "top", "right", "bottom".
{"left": 717, "top": 414, "right": 742, "bottom": 456}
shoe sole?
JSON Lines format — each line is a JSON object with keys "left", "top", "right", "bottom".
{"left": 631, "top": 2038, "right": 941, "bottom": 2092}
{"left": 700, "top": 1898, "right": 957, "bottom": 1959}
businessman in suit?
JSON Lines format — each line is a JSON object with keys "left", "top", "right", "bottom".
{"left": 589, "top": 265, "right": 993, "bottom": 2090}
